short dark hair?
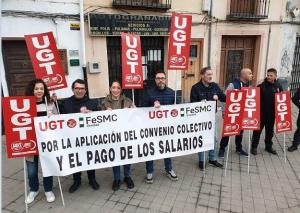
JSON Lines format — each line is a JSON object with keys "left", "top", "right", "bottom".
{"left": 155, "top": 70, "right": 166, "bottom": 77}
{"left": 110, "top": 79, "right": 121, "bottom": 87}
{"left": 25, "top": 79, "right": 50, "bottom": 102}
{"left": 72, "top": 79, "right": 86, "bottom": 89}
{"left": 267, "top": 68, "right": 277, "bottom": 75}
{"left": 200, "top": 66, "right": 211, "bottom": 75}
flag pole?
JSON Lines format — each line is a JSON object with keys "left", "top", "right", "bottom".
{"left": 23, "top": 158, "right": 29, "bottom": 212}
{"left": 224, "top": 137, "right": 231, "bottom": 177}
{"left": 247, "top": 130, "right": 251, "bottom": 174}
{"left": 284, "top": 132, "right": 287, "bottom": 163}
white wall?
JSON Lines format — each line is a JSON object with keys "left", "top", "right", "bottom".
{"left": 2, "top": 0, "right": 83, "bottom": 99}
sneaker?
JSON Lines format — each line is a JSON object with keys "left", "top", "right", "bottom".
{"left": 288, "top": 145, "right": 298, "bottom": 152}
{"left": 166, "top": 170, "right": 178, "bottom": 181}
{"left": 208, "top": 160, "right": 223, "bottom": 168}
{"left": 112, "top": 180, "right": 121, "bottom": 191}
{"left": 199, "top": 161, "right": 204, "bottom": 171}
{"left": 124, "top": 177, "right": 134, "bottom": 189}
{"left": 146, "top": 173, "right": 153, "bottom": 184}
{"left": 68, "top": 181, "right": 81, "bottom": 193}
{"left": 236, "top": 148, "right": 248, "bottom": 157}
{"left": 251, "top": 147, "right": 257, "bottom": 155}
{"left": 89, "top": 180, "right": 100, "bottom": 190}
{"left": 26, "top": 191, "right": 39, "bottom": 204}
{"left": 265, "top": 148, "right": 277, "bottom": 155}
{"left": 218, "top": 148, "right": 225, "bottom": 158}
{"left": 45, "top": 191, "right": 55, "bottom": 203}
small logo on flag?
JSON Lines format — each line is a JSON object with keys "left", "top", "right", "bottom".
{"left": 79, "top": 117, "right": 84, "bottom": 128}
{"left": 180, "top": 108, "right": 185, "bottom": 117}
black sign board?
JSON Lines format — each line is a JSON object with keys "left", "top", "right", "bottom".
{"left": 88, "top": 13, "right": 170, "bottom": 36}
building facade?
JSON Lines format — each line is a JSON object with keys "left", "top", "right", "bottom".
{"left": 1, "top": 0, "right": 300, "bottom": 102}
{"left": 1, "top": 0, "right": 83, "bottom": 99}
{"left": 83, "top": 0, "right": 300, "bottom": 104}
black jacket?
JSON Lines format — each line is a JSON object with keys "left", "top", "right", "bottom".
{"left": 258, "top": 78, "right": 283, "bottom": 116}
{"left": 292, "top": 88, "right": 300, "bottom": 110}
{"left": 60, "top": 95, "right": 98, "bottom": 114}
{"left": 190, "top": 81, "right": 226, "bottom": 103}
{"left": 143, "top": 86, "right": 179, "bottom": 107}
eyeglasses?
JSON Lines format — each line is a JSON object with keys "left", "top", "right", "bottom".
{"left": 74, "top": 87, "right": 86, "bottom": 91}
{"left": 155, "top": 77, "right": 166, "bottom": 80}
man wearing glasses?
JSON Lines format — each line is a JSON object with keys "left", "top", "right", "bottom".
{"left": 143, "top": 70, "right": 179, "bottom": 184}
{"left": 60, "top": 79, "right": 100, "bottom": 193}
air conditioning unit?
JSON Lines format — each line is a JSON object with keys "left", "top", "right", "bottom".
{"left": 202, "top": 0, "right": 211, "bottom": 12}
{"left": 88, "top": 62, "right": 101, "bottom": 74}
{"left": 290, "top": 7, "right": 300, "bottom": 18}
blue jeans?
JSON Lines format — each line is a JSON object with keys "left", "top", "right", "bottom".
{"left": 113, "top": 165, "right": 131, "bottom": 181}
{"left": 198, "top": 121, "right": 218, "bottom": 161}
{"left": 146, "top": 158, "right": 172, "bottom": 174}
{"left": 26, "top": 156, "right": 53, "bottom": 192}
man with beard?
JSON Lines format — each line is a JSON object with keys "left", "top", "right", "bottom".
{"left": 251, "top": 68, "right": 283, "bottom": 155}
{"left": 218, "top": 68, "right": 253, "bottom": 158}
{"left": 190, "top": 67, "right": 226, "bottom": 170}
{"left": 60, "top": 79, "right": 100, "bottom": 193}
{"left": 143, "top": 70, "right": 179, "bottom": 184}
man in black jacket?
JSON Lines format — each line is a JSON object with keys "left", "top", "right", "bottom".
{"left": 61, "top": 79, "right": 100, "bottom": 193}
{"left": 251, "top": 68, "right": 283, "bottom": 155}
{"left": 190, "top": 67, "right": 226, "bottom": 170}
{"left": 144, "top": 71, "right": 179, "bottom": 184}
{"left": 288, "top": 88, "right": 300, "bottom": 152}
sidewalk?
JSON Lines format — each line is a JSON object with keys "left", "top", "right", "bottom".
{"left": 2, "top": 109, "right": 300, "bottom": 213}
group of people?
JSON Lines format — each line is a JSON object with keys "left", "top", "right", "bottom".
{"left": 23, "top": 67, "right": 300, "bottom": 205}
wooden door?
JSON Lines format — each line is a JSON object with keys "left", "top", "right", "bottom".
{"left": 2, "top": 40, "right": 35, "bottom": 96}
{"left": 220, "top": 36, "right": 255, "bottom": 88}
{"left": 181, "top": 41, "right": 202, "bottom": 103}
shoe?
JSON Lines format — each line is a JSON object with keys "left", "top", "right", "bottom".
{"left": 251, "top": 147, "right": 257, "bottom": 155}
{"left": 146, "top": 173, "right": 153, "bottom": 184}
{"left": 236, "top": 148, "right": 248, "bottom": 157}
{"left": 124, "top": 177, "right": 134, "bottom": 189}
{"left": 89, "top": 180, "right": 100, "bottom": 190}
{"left": 218, "top": 148, "right": 225, "bottom": 158}
{"left": 265, "top": 148, "right": 277, "bottom": 155}
{"left": 166, "top": 170, "right": 178, "bottom": 181}
{"left": 208, "top": 160, "right": 223, "bottom": 168}
{"left": 199, "top": 161, "right": 204, "bottom": 171}
{"left": 112, "top": 180, "right": 121, "bottom": 191}
{"left": 45, "top": 191, "right": 55, "bottom": 203}
{"left": 26, "top": 191, "right": 39, "bottom": 204}
{"left": 68, "top": 181, "right": 81, "bottom": 193}
{"left": 288, "top": 145, "right": 298, "bottom": 152}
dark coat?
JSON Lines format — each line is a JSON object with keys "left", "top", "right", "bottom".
{"left": 60, "top": 95, "right": 98, "bottom": 114}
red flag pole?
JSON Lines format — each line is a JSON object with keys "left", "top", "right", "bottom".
{"left": 224, "top": 137, "right": 231, "bottom": 177}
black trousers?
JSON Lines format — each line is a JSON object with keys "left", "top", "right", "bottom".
{"left": 220, "top": 130, "right": 244, "bottom": 151}
{"left": 73, "top": 170, "right": 96, "bottom": 183}
{"left": 252, "top": 114, "right": 275, "bottom": 149}
{"left": 292, "top": 112, "right": 300, "bottom": 147}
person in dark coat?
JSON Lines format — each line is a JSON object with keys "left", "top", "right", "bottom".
{"left": 288, "top": 87, "right": 300, "bottom": 152}
{"left": 143, "top": 70, "right": 179, "bottom": 184}
{"left": 60, "top": 79, "right": 100, "bottom": 193}
{"left": 251, "top": 68, "right": 283, "bottom": 155}
{"left": 218, "top": 68, "right": 253, "bottom": 158}
{"left": 190, "top": 66, "right": 226, "bottom": 170}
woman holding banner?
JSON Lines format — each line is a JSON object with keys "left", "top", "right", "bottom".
{"left": 100, "top": 80, "right": 135, "bottom": 191}
{"left": 25, "top": 79, "right": 58, "bottom": 204}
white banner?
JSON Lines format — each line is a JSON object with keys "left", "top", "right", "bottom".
{"left": 34, "top": 102, "right": 216, "bottom": 177}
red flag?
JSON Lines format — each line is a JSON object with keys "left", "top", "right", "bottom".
{"left": 241, "top": 87, "right": 260, "bottom": 130}
{"left": 167, "top": 13, "right": 192, "bottom": 70}
{"left": 275, "top": 91, "right": 292, "bottom": 133}
{"left": 121, "top": 32, "right": 144, "bottom": 89}
{"left": 25, "top": 32, "right": 67, "bottom": 91}
{"left": 2, "top": 97, "right": 38, "bottom": 158}
{"left": 222, "top": 90, "right": 246, "bottom": 137}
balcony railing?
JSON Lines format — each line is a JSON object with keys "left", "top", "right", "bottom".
{"left": 228, "top": 0, "right": 270, "bottom": 20}
{"left": 112, "top": 0, "right": 172, "bottom": 10}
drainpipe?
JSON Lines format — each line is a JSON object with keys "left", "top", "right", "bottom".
{"left": 207, "top": 0, "right": 213, "bottom": 67}
{"left": 264, "top": 24, "right": 271, "bottom": 77}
